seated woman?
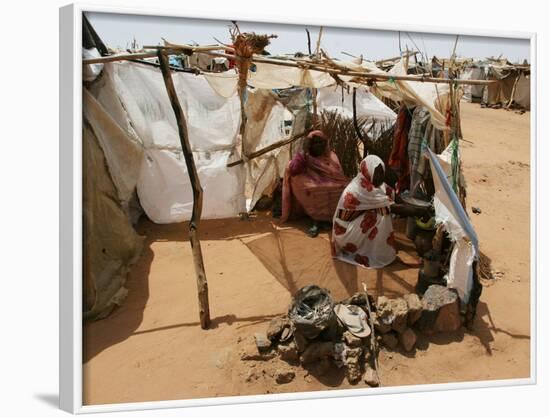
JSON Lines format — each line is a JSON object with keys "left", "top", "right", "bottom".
{"left": 281, "top": 130, "right": 349, "bottom": 237}
{"left": 331, "top": 155, "right": 428, "bottom": 268}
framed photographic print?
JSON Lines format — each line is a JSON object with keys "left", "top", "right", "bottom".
{"left": 59, "top": 2, "right": 536, "bottom": 413}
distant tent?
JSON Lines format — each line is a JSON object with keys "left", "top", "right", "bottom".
{"left": 482, "top": 62, "right": 530, "bottom": 110}
{"left": 459, "top": 65, "right": 485, "bottom": 103}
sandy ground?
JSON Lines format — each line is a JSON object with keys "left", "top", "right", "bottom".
{"left": 83, "top": 102, "right": 531, "bottom": 405}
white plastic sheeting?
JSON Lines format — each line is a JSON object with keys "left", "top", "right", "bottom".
{"left": 93, "top": 62, "right": 245, "bottom": 223}
{"left": 460, "top": 67, "right": 485, "bottom": 102}
{"left": 137, "top": 149, "right": 245, "bottom": 223}
{"left": 427, "top": 147, "right": 478, "bottom": 303}
{"left": 248, "top": 62, "right": 335, "bottom": 89}
{"left": 316, "top": 86, "right": 396, "bottom": 122}
{"left": 203, "top": 70, "right": 239, "bottom": 98}
{"left": 83, "top": 89, "right": 143, "bottom": 205}
{"left": 109, "top": 62, "right": 241, "bottom": 152}
{"left": 369, "top": 59, "right": 451, "bottom": 131}
{"left": 243, "top": 89, "right": 292, "bottom": 209}
{"left": 82, "top": 47, "right": 103, "bottom": 82}
{"left": 87, "top": 59, "right": 402, "bottom": 224}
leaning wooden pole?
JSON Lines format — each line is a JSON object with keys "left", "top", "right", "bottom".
{"left": 157, "top": 50, "right": 211, "bottom": 329}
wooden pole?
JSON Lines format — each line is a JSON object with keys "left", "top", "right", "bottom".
{"left": 157, "top": 50, "right": 211, "bottom": 329}
{"left": 311, "top": 27, "right": 324, "bottom": 124}
{"left": 83, "top": 50, "right": 158, "bottom": 64}
{"left": 362, "top": 283, "right": 381, "bottom": 387}
{"left": 506, "top": 73, "right": 521, "bottom": 109}
{"left": 227, "top": 129, "right": 310, "bottom": 167}
{"left": 352, "top": 87, "right": 367, "bottom": 158}
{"left": 83, "top": 48, "right": 494, "bottom": 86}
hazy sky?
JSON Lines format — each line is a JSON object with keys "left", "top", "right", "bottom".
{"left": 87, "top": 12, "right": 530, "bottom": 63}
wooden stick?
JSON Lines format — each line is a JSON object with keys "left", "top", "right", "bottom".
{"left": 312, "top": 27, "right": 324, "bottom": 123}
{"left": 506, "top": 73, "right": 521, "bottom": 109}
{"left": 376, "top": 51, "right": 418, "bottom": 65}
{"left": 352, "top": 87, "right": 367, "bottom": 157}
{"left": 305, "top": 29, "right": 312, "bottom": 55}
{"left": 227, "top": 129, "right": 310, "bottom": 167}
{"left": 83, "top": 48, "right": 494, "bottom": 85}
{"left": 157, "top": 50, "right": 211, "bottom": 330}
{"left": 362, "top": 282, "right": 381, "bottom": 387}
{"left": 195, "top": 50, "right": 494, "bottom": 85}
{"left": 145, "top": 42, "right": 234, "bottom": 53}
{"left": 83, "top": 51, "right": 158, "bottom": 64}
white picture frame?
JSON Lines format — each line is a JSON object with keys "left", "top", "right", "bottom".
{"left": 59, "top": 3, "right": 537, "bottom": 413}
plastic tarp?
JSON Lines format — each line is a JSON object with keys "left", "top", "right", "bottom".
{"left": 83, "top": 122, "right": 144, "bottom": 320}
{"left": 316, "top": 85, "right": 396, "bottom": 122}
{"left": 83, "top": 89, "right": 143, "bottom": 207}
{"left": 248, "top": 62, "right": 335, "bottom": 89}
{"left": 482, "top": 64, "right": 531, "bottom": 109}
{"left": 514, "top": 72, "right": 530, "bottom": 110}
{"left": 82, "top": 47, "right": 103, "bottom": 82}
{"left": 427, "top": 147, "right": 478, "bottom": 303}
{"left": 93, "top": 61, "right": 246, "bottom": 223}
{"left": 386, "top": 60, "right": 450, "bottom": 130}
{"left": 308, "top": 57, "right": 451, "bottom": 130}
{"left": 137, "top": 149, "right": 245, "bottom": 222}
{"left": 316, "top": 85, "right": 396, "bottom": 139}
{"left": 460, "top": 67, "right": 485, "bottom": 102}
{"left": 243, "top": 89, "right": 292, "bottom": 209}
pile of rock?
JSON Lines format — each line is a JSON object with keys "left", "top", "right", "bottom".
{"left": 239, "top": 284, "right": 463, "bottom": 387}
{"left": 374, "top": 285, "right": 462, "bottom": 352}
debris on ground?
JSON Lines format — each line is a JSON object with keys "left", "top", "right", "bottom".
{"left": 254, "top": 333, "right": 271, "bottom": 353}
{"left": 275, "top": 368, "right": 296, "bottom": 384}
{"left": 364, "top": 365, "right": 380, "bottom": 387}
{"left": 240, "top": 284, "right": 466, "bottom": 387}
{"left": 418, "top": 285, "right": 462, "bottom": 333}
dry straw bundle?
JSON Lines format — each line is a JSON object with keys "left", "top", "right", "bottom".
{"left": 229, "top": 24, "right": 277, "bottom": 88}
{"left": 314, "top": 110, "right": 395, "bottom": 179}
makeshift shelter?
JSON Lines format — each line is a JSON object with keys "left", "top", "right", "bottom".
{"left": 481, "top": 60, "right": 531, "bottom": 110}
{"left": 82, "top": 20, "right": 492, "bottom": 326}
{"left": 81, "top": 55, "right": 398, "bottom": 319}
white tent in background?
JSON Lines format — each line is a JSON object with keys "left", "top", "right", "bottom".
{"left": 459, "top": 65, "right": 486, "bottom": 103}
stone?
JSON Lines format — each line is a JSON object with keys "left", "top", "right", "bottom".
{"left": 277, "top": 342, "right": 299, "bottom": 363}
{"left": 293, "top": 331, "right": 309, "bottom": 353}
{"left": 346, "top": 347, "right": 363, "bottom": 359}
{"left": 375, "top": 296, "right": 391, "bottom": 315}
{"left": 375, "top": 296, "right": 409, "bottom": 334}
{"left": 343, "top": 331, "right": 363, "bottom": 348}
{"left": 418, "top": 285, "right": 462, "bottom": 333}
{"left": 300, "top": 341, "right": 334, "bottom": 364}
{"left": 266, "top": 315, "right": 290, "bottom": 342}
{"left": 364, "top": 366, "right": 380, "bottom": 387}
{"left": 381, "top": 333, "right": 399, "bottom": 350}
{"left": 240, "top": 337, "right": 276, "bottom": 361}
{"left": 372, "top": 312, "right": 392, "bottom": 334}
{"left": 434, "top": 303, "right": 462, "bottom": 333}
{"left": 254, "top": 333, "right": 271, "bottom": 353}
{"left": 245, "top": 369, "right": 259, "bottom": 382}
{"left": 344, "top": 348, "right": 364, "bottom": 385}
{"left": 399, "top": 328, "right": 417, "bottom": 352}
{"left": 345, "top": 362, "right": 362, "bottom": 384}
{"left": 275, "top": 369, "right": 295, "bottom": 384}
{"left": 390, "top": 298, "right": 409, "bottom": 333}
{"left": 404, "top": 293, "right": 423, "bottom": 325}
{"left": 314, "top": 357, "right": 332, "bottom": 376}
